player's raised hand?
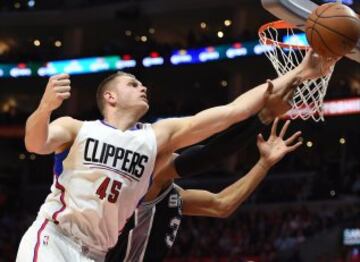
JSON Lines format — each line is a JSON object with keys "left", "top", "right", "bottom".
{"left": 39, "top": 74, "right": 71, "bottom": 111}
{"left": 298, "top": 49, "right": 340, "bottom": 79}
{"left": 258, "top": 78, "right": 301, "bottom": 124}
{"left": 257, "top": 118, "right": 302, "bottom": 168}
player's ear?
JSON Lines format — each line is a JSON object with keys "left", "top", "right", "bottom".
{"left": 104, "top": 90, "right": 117, "bottom": 106}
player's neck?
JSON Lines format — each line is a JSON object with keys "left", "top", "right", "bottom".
{"left": 104, "top": 109, "right": 142, "bottom": 131}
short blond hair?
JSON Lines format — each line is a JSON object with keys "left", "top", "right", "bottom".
{"left": 96, "top": 71, "right": 135, "bottom": 115}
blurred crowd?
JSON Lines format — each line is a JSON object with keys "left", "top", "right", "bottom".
{"left": 168, "top": 205, "right": 359, "bottom": 261}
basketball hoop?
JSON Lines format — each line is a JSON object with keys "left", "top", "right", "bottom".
{"left": 258, "top": 20, "right": 333, "bottom": 122}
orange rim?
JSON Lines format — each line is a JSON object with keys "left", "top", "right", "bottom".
{"left": 258, "top": 20, "right": 309, "bottom": 50}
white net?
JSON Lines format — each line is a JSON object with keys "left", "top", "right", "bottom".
{"left": 259, "top": 21, "right": 333, "bottom": 122}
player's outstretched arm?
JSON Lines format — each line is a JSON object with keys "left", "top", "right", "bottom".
{"left": 25, "top": 74, "right": 81, "bottom": 154}
{"left": 172, "top": 78, "right": 302, "bottom": 178}
{"left": 179, "top": 118, "right": 302, "bottom": 218}
{"left": 153, "top": 51, "right": 336, "bottom": 154}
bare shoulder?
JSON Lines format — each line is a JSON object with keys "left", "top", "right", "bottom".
{"left": 152, "top": 117, "right": 191, "bottom": 153}
{"left": 49, "top": 116, "right": 84, "bottom": 147}
{"left": 151, "top": 118, "right": 175, "bottom": 153}
{"left": 151, "top": 117, "right": 178, "bottom": 132}
{"left": 51, "top": 116, "right": 84, "bottom": 134}
{"left": 50, "top": 116, "right": 84, "bottom": 153}
{"left": 52, "top": 116, "right": 82, "bottom": 124}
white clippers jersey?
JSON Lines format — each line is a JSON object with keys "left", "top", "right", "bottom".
{"left": 38, "top": 120, "right": 157, "bottom": 254}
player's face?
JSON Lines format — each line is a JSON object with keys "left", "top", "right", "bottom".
{"left": 112, "top": 75, "right": 149, "bottom": 114}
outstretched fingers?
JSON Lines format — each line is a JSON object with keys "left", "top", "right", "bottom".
{"left": 279, "top": 120, "right": 291, "bottom": 138}
{"left": 285, "top": 131, "right": 302, "bottom": 145}
{"left": 270, "top": 117, "right": 279, "bottom": 137}
{"left": 286, "top": 141, "right": 303, "bottom": 153}
{"left": 257, "top": 133, "right": 266, "bottom": 144}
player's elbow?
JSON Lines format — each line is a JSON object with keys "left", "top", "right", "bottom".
{"left": 24, "top": 137, "right": 48, "bottom": 155}
{"left": 25, "top": 140, "right": 41, "bottom": 154}
{"left": 218, "top": 205, "right": 234, "bottom": 218}
{"left": 214, "top": 207, "right": 232, "bottom": 218}
{"left": 24, "top": 125, "right": 42, "bottom": 154}
{"left": 213, "top": 198, "right": 233, "bottom": 218}
{"left": 24, "top": 137, "right": 36, "bottom": 152}
{"left": 216, "top": 210, "right": 231, "bottom": 219}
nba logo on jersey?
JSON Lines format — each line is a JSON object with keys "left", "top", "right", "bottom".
{"left": 43, "top": 235, "right": 49, "bottom": 246}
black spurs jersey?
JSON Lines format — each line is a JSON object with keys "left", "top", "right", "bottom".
{"left": 106, "top": 183, "right": 183, "bottom": 262}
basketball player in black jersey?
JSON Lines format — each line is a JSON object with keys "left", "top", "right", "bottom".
{"left": 105, "top": 80, "right": 303, "bottom": 261}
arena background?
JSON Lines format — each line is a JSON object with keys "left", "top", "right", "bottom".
{"left": 0, "top": 0, "right": 359, "bottom": 261}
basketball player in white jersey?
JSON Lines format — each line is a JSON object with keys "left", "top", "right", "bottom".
{"left": 16, "top": 50, "right": 337, "bottom": 262}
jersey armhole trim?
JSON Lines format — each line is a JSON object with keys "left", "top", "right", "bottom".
{"left": 141, "top": 183, "right": 175, "bottom": 207}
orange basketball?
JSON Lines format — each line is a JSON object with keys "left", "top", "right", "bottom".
{"left": 305, "top": 3, "right": 360, "bottom": 57}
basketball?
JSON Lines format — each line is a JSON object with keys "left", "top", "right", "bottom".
{"left": 305, "top": 3, "right": 360, "bottom": 58}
